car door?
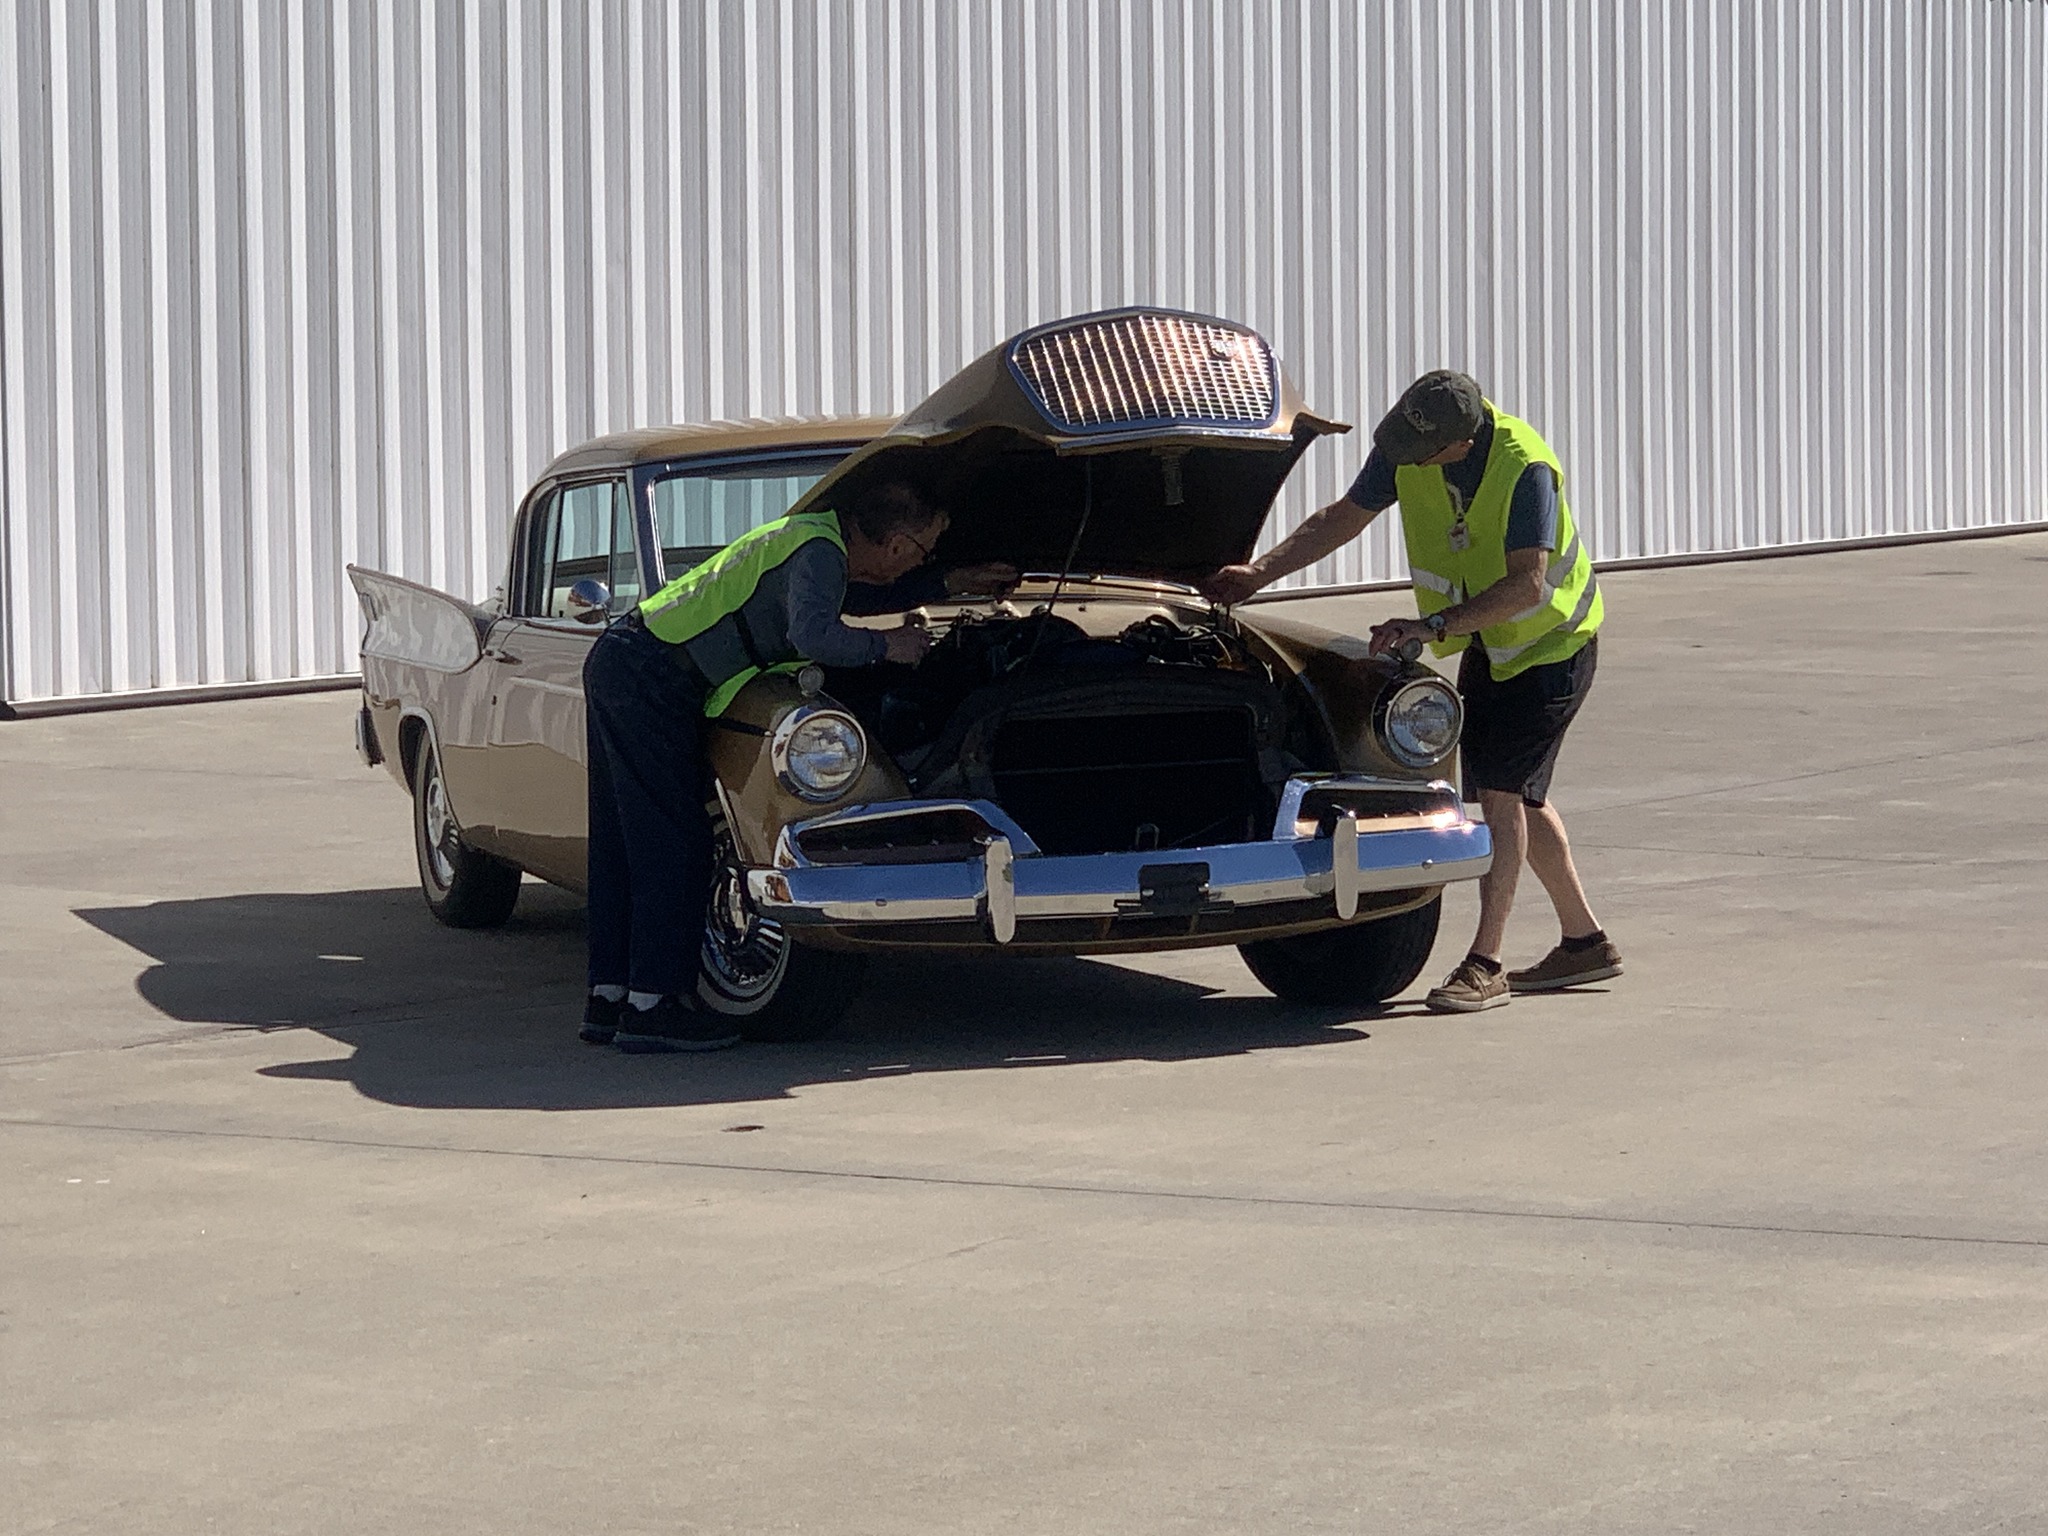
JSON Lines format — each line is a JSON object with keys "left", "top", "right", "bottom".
{"left": 484, "top": 477, "right": 641, "bottom": 885}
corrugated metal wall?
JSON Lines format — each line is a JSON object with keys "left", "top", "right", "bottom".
{"left": 3, "top": 1, "right": 2044, "bottom": 705}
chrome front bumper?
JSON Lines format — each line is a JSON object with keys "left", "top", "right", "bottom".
{"left": 746, "top": 789, "right": 1493, "bottom": 943}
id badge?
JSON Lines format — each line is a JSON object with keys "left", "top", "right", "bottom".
{"left": 1448, "top": 519, "right": 1471, "bottom": 552}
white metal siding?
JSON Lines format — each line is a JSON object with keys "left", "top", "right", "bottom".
{"left": 2, "top": 1, "right": 2044, "bottom": 704}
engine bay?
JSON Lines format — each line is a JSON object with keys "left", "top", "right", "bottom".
{"left": 827, "top": 605, "right": 1269, "bottom": 761}
{"left": 825, "top": 604, "right": 1298, "bottom": 856}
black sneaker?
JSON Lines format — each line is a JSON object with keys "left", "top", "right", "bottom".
{"left": 578, "top": 993, "right": 626, "bottom": 1045}
{"left": 613, "top": 994, "right": 743, "bottom": 1054}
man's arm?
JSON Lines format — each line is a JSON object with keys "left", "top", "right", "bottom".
{"left": 1437, "top": 546, "right": 1550, "bottom": 634}
{"left": 1201, "top": 448, "right": 1398, "bottom": 604}
{"left": 1367, "top": 547, "right": 1551, "bottom": 657}
{"left": 845, "top": 561, "right": 1020, "bottom": 615}
{"left": 843, "top": 563, "right": 949, "bottom": 616}
{"left": 1200, "top": 496, "right": 1386, "bottom": 605}
{"left": 784, "top": 542, "right": 892, "bottom": 666}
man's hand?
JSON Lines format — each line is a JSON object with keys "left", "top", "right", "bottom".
{"left": 944, "top": 561, "right": 1021, "bottom": 598}
{"left": 1368, "top": 617, "right": 1436, "bottom": 659}
{"left": 1198, "top": 564, "right": 1266, "bottom": 606}
{"left": 882, "top": 623, "right": 935, "bottom": 665}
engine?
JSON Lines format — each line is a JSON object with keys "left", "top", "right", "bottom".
{"left": 827, "top": 607, "right": 1299, "bottom": 857}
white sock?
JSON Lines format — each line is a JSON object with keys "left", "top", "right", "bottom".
{"left": 627, "top": 990, "right": 663, "bottom": 1012}
{"left": 591, "top": 984, "right": 627, "bottom": 1003}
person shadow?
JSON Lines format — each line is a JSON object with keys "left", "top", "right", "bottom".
{"left": 73, "top": 885, "right": 1402, "bottom": 1112}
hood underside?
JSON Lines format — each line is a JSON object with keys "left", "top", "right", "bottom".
{"left": 793, "top": 308, "right": 1349, "bottom": 582}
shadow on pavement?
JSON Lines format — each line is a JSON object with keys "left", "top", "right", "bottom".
{"left": 74, "top": 886, "right": 1381, "bottom": 1110}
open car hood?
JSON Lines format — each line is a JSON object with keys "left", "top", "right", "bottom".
{"left": 791, "top": 309, "right": 1349, "bottom": 583}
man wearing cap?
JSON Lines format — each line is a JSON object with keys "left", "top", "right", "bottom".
{"left": 1202, "top": 370, "right": 1620, "bottom": 1013}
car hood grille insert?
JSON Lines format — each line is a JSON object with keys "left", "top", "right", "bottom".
{"left": 1011, "top": 313, "right": 1278, "bottom": 432}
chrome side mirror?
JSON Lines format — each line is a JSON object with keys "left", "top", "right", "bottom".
{"left": 566, "top": 578, "right": 612, "bottom": 624}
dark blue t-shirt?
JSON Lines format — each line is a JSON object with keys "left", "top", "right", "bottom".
{"left": 1346, "top": 411, "right": 1559, "bottom": 552}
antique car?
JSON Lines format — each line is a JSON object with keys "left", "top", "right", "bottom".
{"left": 348, "top": 308, "right": 1492, "bottom": 1038}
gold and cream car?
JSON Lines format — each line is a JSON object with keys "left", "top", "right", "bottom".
{"left": 349, "top": 308, "right": 1492, "bottom": 1038}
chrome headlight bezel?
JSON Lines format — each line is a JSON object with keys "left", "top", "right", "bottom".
{"left": 770, "top": 705, "right": 869, "bottom": 802}
{"left": 1376, "top": 676, "right": 1464, "bottom": 769}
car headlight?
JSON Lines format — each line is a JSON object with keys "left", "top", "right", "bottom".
{"left": 1378, "top": 677, "right": 1463, "bottom": 768}
{"left": 772, "top": 707, "right": 868, "bottom": 801}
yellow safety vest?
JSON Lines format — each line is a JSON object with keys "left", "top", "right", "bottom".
{"left": 1394, "top": 407, "right": 1602, "bottom": 681}
{"left": 637, "top": 509, "right": 847, "bottom": 716}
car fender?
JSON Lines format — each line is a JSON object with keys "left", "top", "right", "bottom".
{"left": 708, "top": 673, "right": 914, "bottom": 867}
{"left": 348, "top": 565, "right": 498, "bottom": 825}
{"left": 347, "top": 565, "right": 490, "bottom": 674}
{"left": 1233, "top": 608, "right": 1442, "bottom": 778}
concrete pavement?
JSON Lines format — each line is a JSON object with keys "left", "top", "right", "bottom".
{"left": 5, "top": 532, "right": 2046, "bottom": 1533}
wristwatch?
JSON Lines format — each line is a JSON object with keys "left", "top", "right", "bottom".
{"left": 1423, "top": 612, "right": 1449, "bottom": 641}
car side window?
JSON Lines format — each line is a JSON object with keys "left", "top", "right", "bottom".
{"left": 525, "top": 480, "right": 641, "bottom": 618}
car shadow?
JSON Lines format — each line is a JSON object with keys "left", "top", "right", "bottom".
{"left": 73, "top": 886, "right": 1391, "bottom": 1111}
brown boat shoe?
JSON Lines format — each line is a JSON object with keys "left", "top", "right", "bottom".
{"left": 1507, "top": 938, "right": 1624, "bottom": 993}
{"left": 1424, "top": 957, "right": 1512, "bottom": 1013}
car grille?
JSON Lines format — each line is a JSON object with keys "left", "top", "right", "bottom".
{"left": 1011, "top": 312, "right": 1277, "bottom": 431}
{"left": 990, "top": 705, "right": 1263, "bottom": 857}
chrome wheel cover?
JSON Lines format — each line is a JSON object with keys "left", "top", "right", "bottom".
{"left": 420, "top": 760, "right": 460, "bottom": 890}
{"left": 699, "top": 852, "right": 789, "bottom": 1009}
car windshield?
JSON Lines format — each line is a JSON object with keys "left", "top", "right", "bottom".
{"left": 648, "top": 453, "right": 849, "bottom": 581}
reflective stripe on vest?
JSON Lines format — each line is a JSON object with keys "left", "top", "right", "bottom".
{"left": 1392, "top": 406, "right": 1602, "bottom": 681}
{"left": 637, "top": 509, "right": 847, "bottom": 717}
{"left": 1483, "top": 572, "right": 1602, "bottom": 668}
{"left": 1409, "top": 565, "right": 1461, "bottom": 600}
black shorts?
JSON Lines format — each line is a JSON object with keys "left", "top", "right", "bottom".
{"left": 1455, "top": 636, "right": 1598, "bottom": 807}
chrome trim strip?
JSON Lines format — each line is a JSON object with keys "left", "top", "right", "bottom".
{"left": 1041, "top": 424, "right": 1291, "bottom": 451}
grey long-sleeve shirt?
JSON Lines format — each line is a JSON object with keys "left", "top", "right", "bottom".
{"left": 784, "top": 540, "right": 889, "bottom": 667}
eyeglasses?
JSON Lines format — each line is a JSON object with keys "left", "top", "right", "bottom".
{"left": 900, "top": 526, "right": 940, "bottom": 562}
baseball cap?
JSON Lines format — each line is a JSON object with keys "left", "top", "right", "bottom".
{"left": 1373, "top": 370, "right": 1486, "bottom": 464}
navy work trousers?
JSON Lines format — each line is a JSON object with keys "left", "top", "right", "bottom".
{"left": 582, "top": 619, "right": 713, "bottom": 999}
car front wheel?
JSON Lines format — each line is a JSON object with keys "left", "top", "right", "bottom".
{"left": 695, "top": 833, "right": 866, "bottom": 1041}
{"left": 1238, "top": 896, "right": 1442, "bottom": 1006}
{"left": 411, "top": 741, "right": 522, "bottom": 929}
